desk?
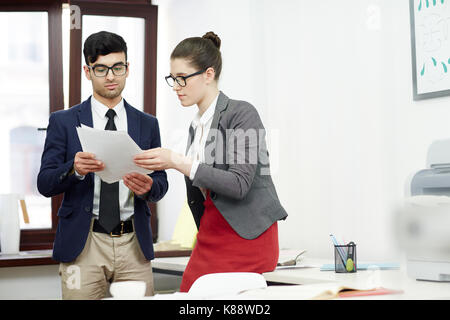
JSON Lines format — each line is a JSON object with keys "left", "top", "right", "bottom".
{"left": 152, "top": 252, "right": 450, "bottom": 299}
{"left": 152, "top": 256, "right": 189, "bottom": 276}
{"left": 150, "top": 249, "right": 307, "bottom": 275}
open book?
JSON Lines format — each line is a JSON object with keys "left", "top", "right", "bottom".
{"left": 313, "top": 285, "right": 403, "bottom": 299}
{"left": 236, "top": 282, "right": 403, "bottom": 300}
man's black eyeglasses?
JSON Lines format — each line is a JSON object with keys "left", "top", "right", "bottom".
{"left": 165, "top": 69, "right": 206, "bottom": 87}
{"left": 88, "top": 63, "right": 128, "bottom": 77}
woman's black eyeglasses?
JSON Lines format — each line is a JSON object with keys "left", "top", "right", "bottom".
{"left": 165, "top": 69, "right": 206, "bottom": 87}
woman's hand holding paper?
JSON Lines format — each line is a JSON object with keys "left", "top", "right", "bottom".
{"left": 134, "top": 148, "right": 193, "bottom": 177}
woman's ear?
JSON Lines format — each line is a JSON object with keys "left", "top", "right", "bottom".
{"left": 204, "top": 67, "right": 216, "bottom": 83}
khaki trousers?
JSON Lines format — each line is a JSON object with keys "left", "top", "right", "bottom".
{"left": 59, "top": 219, "right": 154, "bottom": 300}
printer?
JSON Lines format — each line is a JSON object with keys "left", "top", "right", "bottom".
{"left": 397, "top": 139, "right": 450, "bottom": 282}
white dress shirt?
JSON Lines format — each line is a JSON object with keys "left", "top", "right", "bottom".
{"left": 76, "top": 96, "right": 135, "bottom": 221}
{"left": 187, "top": 93, "right": 219, "bottom": 197}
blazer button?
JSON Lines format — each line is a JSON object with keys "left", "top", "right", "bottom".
{"left": 211, "top": 192, "right": 217, "bottom": 200}
{"left": 84, "top": 207, "right": 91, "bottom": 213}
{"left": 189, "top": 200, "right": 195, "bottom": 205}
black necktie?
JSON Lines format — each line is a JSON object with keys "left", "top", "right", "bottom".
{"left": 98, "top": 109, "right": 120, "bottom": 233}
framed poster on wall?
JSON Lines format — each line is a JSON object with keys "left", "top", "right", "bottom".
{"left": 410, "top": 0, "right": 450, "bottom": 100}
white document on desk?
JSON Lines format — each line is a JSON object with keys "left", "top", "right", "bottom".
{"left": 76, "top": 125, "right": 152, "bottom": 184}
{"left": 275, "top": 264, "right": 317, "bottom": 270}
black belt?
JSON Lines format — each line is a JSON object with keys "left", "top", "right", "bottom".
{"left": 93, "top": 219, "right": 133, "bottom": 237}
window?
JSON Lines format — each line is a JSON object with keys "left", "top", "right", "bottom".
{"left": 0, "top": 12, "right": 51, "bottom": 230}
{"left": 1, "top": 1, "right": 63, "bottom": 251}
{"left": 1, "top": 0, "right": 158, "bottom": 252}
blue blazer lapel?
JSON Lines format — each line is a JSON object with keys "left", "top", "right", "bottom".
{"left": 77, "top": 96, "right": 94, "bottom": 128}
{"left": 124, "top": 99, "right": 140, "bottom": 146}
{"left": 75, "top": 97, "right": 94, "bottom": 185}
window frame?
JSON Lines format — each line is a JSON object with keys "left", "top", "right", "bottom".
{"left": 1, "top": 0, "right": 64, "bottom": 251}
{"left": 0, "top": 0, "right": 159, "bottom": 254}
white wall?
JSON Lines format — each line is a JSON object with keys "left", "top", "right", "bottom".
{"left": 155, "top": 0, "right": 450, "bottom": 262}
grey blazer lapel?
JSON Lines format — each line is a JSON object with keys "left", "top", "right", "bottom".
{"left": 204, "top": 91, "right": 229, "bottom": 165}
{"left": 185, "top": 125, "right": 195, "bottom": 155}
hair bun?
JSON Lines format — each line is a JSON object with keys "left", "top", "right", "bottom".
{"left": 202, "top": 31, "right": 221, "bottom": 49}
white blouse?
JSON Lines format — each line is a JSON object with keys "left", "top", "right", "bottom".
{"left": 187, "top": 94, "right": 219, "bottom": 188}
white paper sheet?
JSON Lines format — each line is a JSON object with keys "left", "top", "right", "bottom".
{"left": 76, "top": 125, "right": 152, "bottom": 183}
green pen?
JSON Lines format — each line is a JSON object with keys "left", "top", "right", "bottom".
{"left": 346, "top": 241, "right": 356, "bottom": 272}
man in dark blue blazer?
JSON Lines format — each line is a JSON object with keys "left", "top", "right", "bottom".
{"left": 37, "top": 31, "right": 168, "bottom": 299}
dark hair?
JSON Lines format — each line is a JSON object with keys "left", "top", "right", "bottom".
{"left": 83, "top": 31, "right": 127, "bottom": 65}
{"left": 170, "top": 31, "right": 222, "bottom": 80}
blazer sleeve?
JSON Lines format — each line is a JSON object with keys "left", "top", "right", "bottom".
{"left": 37, "top": 112, "right": 82, "bottom": 197}
{"left": 191, "top": 103, "right": 263, "bottom": 200}
{"left": 143, "top": 117, "right": 169, "bottom": 202}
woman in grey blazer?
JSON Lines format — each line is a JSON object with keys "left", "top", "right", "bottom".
{"left": 133, "top": 31, "right": 287, "bottom": 292}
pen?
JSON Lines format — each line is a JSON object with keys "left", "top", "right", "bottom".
{"left": 329, "top": 234, "right": 347, "bottom": 268}
{"left": 329, "top": 234, "right": 347, "bottom": 260}
{"left": 346, "top": 241, "right": 356, "bottom": 272}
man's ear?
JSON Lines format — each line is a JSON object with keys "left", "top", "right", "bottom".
{"left": 83, "top": 65, "right": 91, "bottom": 80}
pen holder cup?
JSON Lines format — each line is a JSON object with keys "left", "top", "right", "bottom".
{"left": 334, "top": 244, "right": 357, "bottom": 273}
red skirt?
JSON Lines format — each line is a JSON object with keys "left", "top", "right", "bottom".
{"left": 179, "top": 191, "right": 279, "bottom": 292}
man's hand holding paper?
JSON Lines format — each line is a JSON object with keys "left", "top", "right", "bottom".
{"left": 74, "top": 152, "right": 105, "bottom": 176}
{"left": 123, "top": 172, "right": 154, "bottom": 196}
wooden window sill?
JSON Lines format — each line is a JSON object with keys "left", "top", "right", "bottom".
{"left": 0, "top": 249, "right": 191, "bottom": 268}
{"left": 0, "top": 250, "right": 56, "bottom": 267}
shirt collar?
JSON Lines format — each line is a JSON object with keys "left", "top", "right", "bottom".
{"left": 91, "top": 95, "right": 125, "bottom": 121}
{"left": 191, "top": 93, "right": 219, "bottom": 129}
